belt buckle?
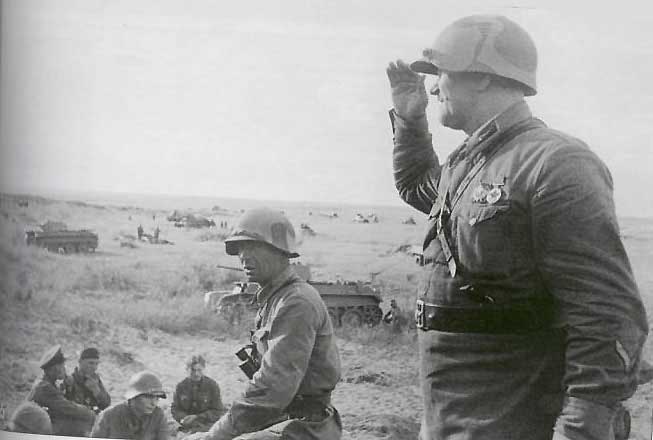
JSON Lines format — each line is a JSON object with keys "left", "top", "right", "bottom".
{"left": 415, "top": 300, "right": 425, "bottom": 329}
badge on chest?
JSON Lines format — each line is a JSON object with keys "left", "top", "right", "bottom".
{"left": 472, "top": 179, "right": 506, "bottom": 205}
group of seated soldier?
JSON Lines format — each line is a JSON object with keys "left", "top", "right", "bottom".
{"left": 7, "top": 345, "right": 225, "bottom": 439}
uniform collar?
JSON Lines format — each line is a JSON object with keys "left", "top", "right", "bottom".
{"left": 466, "top": 100, "right": 532, "bottom": 151}
{"left": 255, "top": 266, "right": 297, "bottom": 306}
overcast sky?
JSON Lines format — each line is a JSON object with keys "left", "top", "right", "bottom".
{"left": 1, "top": 0, "right": 652, "bottom": 217}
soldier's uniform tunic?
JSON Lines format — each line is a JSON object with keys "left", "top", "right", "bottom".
{"left": 172, "top": 376, "right": 226, "bottom": 431}
{"left": 27, "top": 377, "right": 96, "bottom": 436}
{"left": 62, "top": 366, "right": 112, "bottom": 413}
{"left": 91, "top": 402, "right": 168, "bottom": 440}
{"left": 206, "top": 266, "right": 342, "bottom": 440}
{"left": 391, "top": 100, "right": 648, "bottom": 440}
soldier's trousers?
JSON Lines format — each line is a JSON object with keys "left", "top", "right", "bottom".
{"left": 235, "top": 407, "right": 342, "bottom": 440}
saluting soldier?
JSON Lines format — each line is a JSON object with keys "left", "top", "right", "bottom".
{"left": 187, "top": 208, "right": 342, "bottom": 440}
{"left": 27, "top": 345, "right": 96, "bottom": 436}
{"left": 172, "top": 354, "right": 226, "bottom": 433}
{"left": 62, "top": 347, "right": 111, "bottom": 413}
{"left": 386, "top": 14, "right": 648, "bottom": 440}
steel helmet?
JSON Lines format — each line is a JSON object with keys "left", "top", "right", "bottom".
{"left": 124, "top": 371, "right": 166, "bottom": 400}
{"left": 410, "top": 15, "right": 538, "bottom": 96}
{"left": 225, "top": 208, "right": 299, "bottom": 258}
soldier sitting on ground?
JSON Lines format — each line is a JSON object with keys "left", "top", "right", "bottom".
{"left": 62, "top": 347, "right": 111, "bottom": 414}
{"left": 27, "top": 345, "right": 96, "bottom": 436}
{"left": 91, "top": 370, "right": 169, "bottom": 440}
{"left": 172, "top": 355, "right": 226, "bottom": 433}
{"left": 7, "top": 401, "right": 53, "bottom": 435}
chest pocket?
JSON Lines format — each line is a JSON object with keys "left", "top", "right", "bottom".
{"left": 457, "top": 203, "right": 512, "bottom": 274}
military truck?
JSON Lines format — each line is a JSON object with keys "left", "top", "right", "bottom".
{"left": 207, "top": 264, "right": 384, "bottom": 327}
{"left": 25, "top": 229, "right": 99, "bottom": 253}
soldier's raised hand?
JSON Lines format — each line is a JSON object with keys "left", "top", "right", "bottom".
{"left": 386, "top": 59, "right": 428, "bottom": 121}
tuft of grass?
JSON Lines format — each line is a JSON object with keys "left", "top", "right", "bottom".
{"left": 196, "top": 230, "right": 229, "bottom": 242}
{"left": 336, "top": 322, "right": 418, "bottom": 348}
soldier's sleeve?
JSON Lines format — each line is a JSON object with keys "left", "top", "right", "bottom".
{"left": 531, "top": 143, "right": 648, "bottom": 440}
{"left": 171, "top": 383, "right": 187, "bottom": 423}
{"left": 154, "top": 408, "right": 169, "bottom": 440}
{"left": 205, "top": 293, "right": 320, "bottom": 440}
{"left": 95, "top": 378, "right": 111, "bottom": 410}
{"left": 197, "top": 380, "right": 225, "bottom": 423}
{"left": 37, "top": 382, "right": 96, "bottom": 422}
{"left": 61, "top": 375, "right": 73, "bottom": 400}
{"left": 390, "top": 109, "right": 441, "bottom": 214}
{"left": 90, "top": 409, "right": 108, "bottom": 437}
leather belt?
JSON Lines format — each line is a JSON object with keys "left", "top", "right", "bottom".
{"left": 286, "top": 394, "right": 332, "bottom": 423}
{"left": 415, "top": 299, "right": 552, "bottom": 334}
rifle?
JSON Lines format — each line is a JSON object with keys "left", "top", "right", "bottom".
{"left": 216, "top": 264, "right": 244, "bottom": 272}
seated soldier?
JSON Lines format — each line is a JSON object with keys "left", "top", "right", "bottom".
{"left": 62, "top": 347, "right": 111, "bottom": 413}
{"left": 91, "top": 370, "right": 169, "bottom": 440}
{"left": 27, "top": 345, "right": 96, "bottom": 435}
{"left": 171, "top": 355, "right": 226, "bottom": 433}
{"left": 7, "top": 401, "right": 53, "bottom": 434}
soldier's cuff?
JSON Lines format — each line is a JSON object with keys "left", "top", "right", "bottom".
{"left": 553, "top": 396, "right": 616, "bottom": 440}
{"left": 206, "top": 412, "right": 239, "bottom": 440}
{"left": 389, "top": 109, "right": 429, "bottom": 137}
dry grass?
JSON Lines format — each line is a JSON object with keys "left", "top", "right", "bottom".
{"left": 1, "top": 193, "right": 651, "bottom": 439}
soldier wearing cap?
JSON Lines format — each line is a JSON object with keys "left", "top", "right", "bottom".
{"left": 62, "top": 347, "right": 111, "bottom": 413}
{"left": 186, "top": 208, "right": 342, "bottom": 440}
{"left": 27, "top": 344, "right": 96, "bottom": 435}
{"left": 171, "top": 354, "right": 226, "bottom": 433}
{"left": 386, "top": 14, "right": 648, "bottom": 440}
{"left": 91, "top": 370, "right": 169, "bottom": 440}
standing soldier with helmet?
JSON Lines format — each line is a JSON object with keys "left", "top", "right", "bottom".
{"left": 27, "top": 345, "right": 96, "bottom": 436}
{"left": 386, "top": 14, "right": 648, "bottom": 440}
{"left": 187, "top": 207, "right": 342, "bottom": 440}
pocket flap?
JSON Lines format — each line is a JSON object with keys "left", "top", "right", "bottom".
{"left": 470, "top": 204, "right": 510, "bottom": 226}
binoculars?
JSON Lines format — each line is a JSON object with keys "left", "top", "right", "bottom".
{"left": 235, "top": 344, "right": 260, "bottom": 379}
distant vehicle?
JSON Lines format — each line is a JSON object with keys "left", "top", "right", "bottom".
{"left": 173, "top": 214, "right": 216, "bottom": 228}
{"left": 25, "top": 229, "right": 99, "bottom": 253}
{"left": 206, "top": 264, "right": 384, "bottom": 327}
{"left": 353, "top": 213, "right": 369, "bottom": 223}
{"left": 300, "top": 223, "right": 316, "bottom": 236}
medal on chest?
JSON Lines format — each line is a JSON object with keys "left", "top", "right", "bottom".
{"left": 486, "top": 186, "right": 503, "bottom": 204}
{"left": 472, "top": 179, "right": 506, "bottom": 205}
{"left": 472, "top": 183, "right": 490, "bottom": 203}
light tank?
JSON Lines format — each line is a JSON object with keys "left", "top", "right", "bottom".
{"left": 207, "top": 263, "right": 383, "bottom": 327}
{"left": 25, "top": 229, "right": 99, "bottom": 253}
